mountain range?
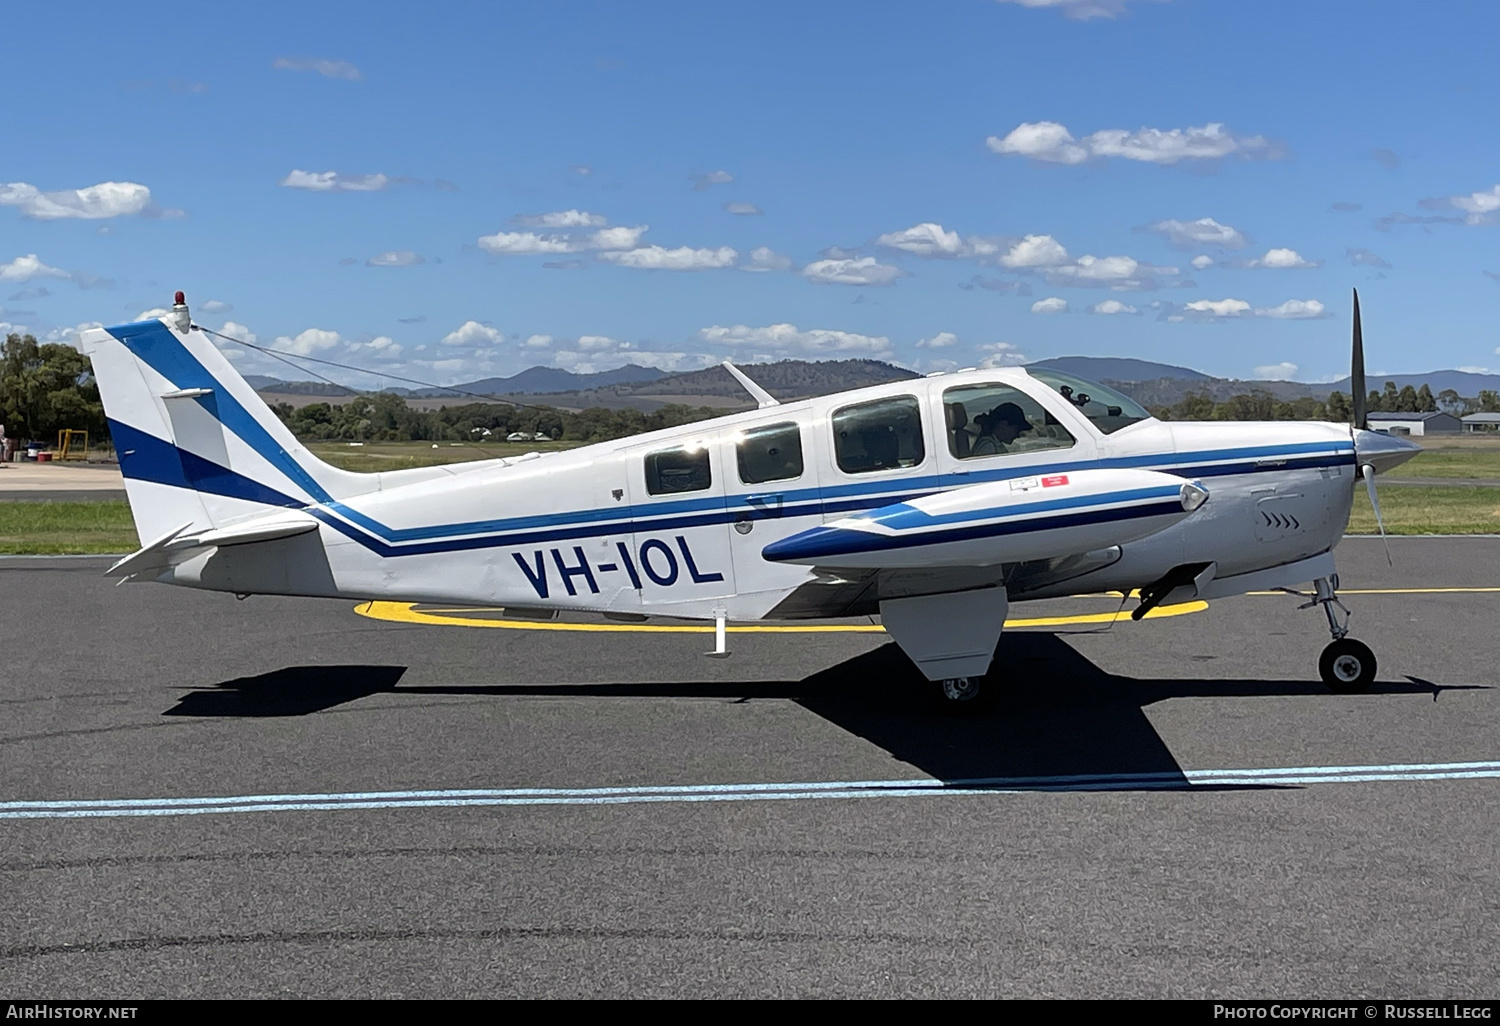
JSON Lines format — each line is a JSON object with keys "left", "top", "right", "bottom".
{"left": 249, "top": 356, "right": 1500, "bottom": 413}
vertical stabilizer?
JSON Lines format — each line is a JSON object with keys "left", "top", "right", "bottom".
{"left": 80, "top": 311, "right": 375, "bottom": 543}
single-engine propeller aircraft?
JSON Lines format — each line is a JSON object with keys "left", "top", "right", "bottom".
{"left": 81, "top": 290, "right": 1417, "bottom": 709}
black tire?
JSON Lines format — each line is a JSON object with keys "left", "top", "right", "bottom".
{"left": 1319, "top": 638, "right": 1377, "bottom": 693}
{"left": 932, "top": 675, "right": 993, "bottom": 715}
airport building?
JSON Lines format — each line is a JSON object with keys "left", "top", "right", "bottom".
{"left": 1461, "top": 412, "right": 1500, "bottom": 433}
{"left": 1365, "top": 411, "right": 1463, "bottom": 436}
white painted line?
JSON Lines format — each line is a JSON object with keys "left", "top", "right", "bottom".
{"left": 2, "top": 761, "right": 1496, "bottom": 820}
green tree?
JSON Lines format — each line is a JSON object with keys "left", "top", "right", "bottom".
{"left": 1479, "top": 390, "right": 1500, "bottom": 413}
{"left": 1, "top": 333, "right": 107, "bottom": 444}
{"left": 1327, "top": 390, "right": 1350, "bottom": 423}
{"left": 1381, "top": 381, "right": 1399, "bottom": 412}
{"left": 1416, "top": 383, "right": 1437, "bottom": 413}
{"left": 1396, "top": 384, "right": 1419, "bottom": 412}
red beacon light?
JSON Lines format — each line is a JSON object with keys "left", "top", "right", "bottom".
{"left": 169, "top": 291, "right": 191, "bottom": 333}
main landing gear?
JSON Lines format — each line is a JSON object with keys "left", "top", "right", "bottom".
{"left": 1281, "top": 574, "right": 1377, "bottom": 693}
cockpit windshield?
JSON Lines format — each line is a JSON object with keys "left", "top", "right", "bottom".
{"left": 1026, "top": 369, "right": 1152, "bottom": 435}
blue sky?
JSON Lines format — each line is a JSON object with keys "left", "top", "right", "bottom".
{"left": 3, "top": 0, "right": 1498, "bottom": 387}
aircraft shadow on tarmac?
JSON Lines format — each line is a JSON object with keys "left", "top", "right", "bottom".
{"left": 164, "top": 636, "right": 1485, "bottom": 789}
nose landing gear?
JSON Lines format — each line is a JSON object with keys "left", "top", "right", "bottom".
{"left": 1279, "top": 574, "right": 1378, "bottom": 693}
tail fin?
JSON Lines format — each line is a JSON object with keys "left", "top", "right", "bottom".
{"left": 80, "top": 311, "right": 374, "bottom": 544}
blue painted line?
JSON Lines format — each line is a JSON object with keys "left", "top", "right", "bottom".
{"left": 4, "top": 761, "right": 1494, "bottom": 820}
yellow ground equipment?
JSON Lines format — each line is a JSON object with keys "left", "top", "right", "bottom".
{"left": 55, "top": 429, "right": 89, "bottom": 461}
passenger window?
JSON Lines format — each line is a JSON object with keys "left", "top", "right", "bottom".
{"left": 645, "top": 447, "right": 711, "bottom": 495}
{"left": 832, "top": 396, "right": 925, "bottom": 474}
{"left": 737, "top": 422, "right": 803, "bottom": 484}
{"left": 944, "top": 384, "right": 1076, "bottom": 460}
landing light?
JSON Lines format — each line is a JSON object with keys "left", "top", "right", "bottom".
{"left": 1180, "top": 481, "right": 1210, "bottom": 512}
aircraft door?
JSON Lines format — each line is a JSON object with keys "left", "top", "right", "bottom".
{"left": 722, "top": 419, "right": 821, "bottom": 598}
{"left": 934, "top": 381, "right": 1094, "bottom": 484}
{"left": 626, "top": 435, "right": 736, "bottom": 611}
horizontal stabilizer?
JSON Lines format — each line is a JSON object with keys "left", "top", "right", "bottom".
{"left": 105, "top": 513, "right": 321, "bottom": 580}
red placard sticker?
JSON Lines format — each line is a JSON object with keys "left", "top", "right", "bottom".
{"left": 1041, "top": 474, "right": 1070, "bottom": 488}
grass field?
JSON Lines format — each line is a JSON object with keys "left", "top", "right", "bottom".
{"left": 306, "top": 440, "right": 579, "bottom": 473}
{"left": 1392, "top": 439, "right": 1500, "bottom": 479}
{"left": 0, "top": 501, "right": 138, "bottom": 555}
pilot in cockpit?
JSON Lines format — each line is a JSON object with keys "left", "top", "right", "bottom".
{"left": 970, "top": 402, "right": 1030, "bottom": 455}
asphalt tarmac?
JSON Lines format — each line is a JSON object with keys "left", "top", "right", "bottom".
{"left": 1, "top": 536, "right": 1496, "bottom": 998}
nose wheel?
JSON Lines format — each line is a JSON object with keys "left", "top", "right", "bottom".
{"left": 1319, "top": 637, "right": 1377, "bottom": 694}
{"left": 1278, "top": 573, "right": 1378, "bottom": 694}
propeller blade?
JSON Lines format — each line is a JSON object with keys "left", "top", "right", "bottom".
{"left": 1351, "top": 288, "right": 1367, "bottom": 431}
{"left": 1361, "top": 463, "right": 1392, "bottom": 567}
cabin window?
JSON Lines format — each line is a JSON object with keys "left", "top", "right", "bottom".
{"left": 943, "top": 384, "right": 1076, "bottom": 460}
{"left": 737, "top": 422, "right": 804, "bottom": 484}
{"left": 645, "top": 446, "right": 712, "bottom": 495}
{"left": 832, "top": 396, "right": 925, "bottom": 474}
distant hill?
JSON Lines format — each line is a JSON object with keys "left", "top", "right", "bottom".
{"left": 1316, "top": 369, "right": 1500, "bottom": 398}
{"left": 1027, "top": 356, "right": 1212, "bottom": 383}
{"left": 624, "top": 359, "right": 917, "bottom": 400}
{"left": 422, "top": 364, "right": 667, "bottom": 397}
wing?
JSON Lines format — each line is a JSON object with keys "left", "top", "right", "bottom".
{"left": 762, "top": 468, "right": 1207, "bottom": 570}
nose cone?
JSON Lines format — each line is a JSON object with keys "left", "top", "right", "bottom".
{"left": 1354, "top": 428, "right": 1422, "bottom": 475}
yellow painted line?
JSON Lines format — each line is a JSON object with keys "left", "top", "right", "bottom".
{"left": 353, "top": 600, "right": 1207, "bottom": 633}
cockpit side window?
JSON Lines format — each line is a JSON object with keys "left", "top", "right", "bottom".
{"left": 645, "top": 446, "right": 711, "bottom": 495}
{"left": 1027, "top": 369, "right": 1152, "bottom": 435}
{"left": 831, "top": 396, "right": 925, "bottom": 474}
{"left": 943, "top": 384, "right": 1076, "bottom": 460}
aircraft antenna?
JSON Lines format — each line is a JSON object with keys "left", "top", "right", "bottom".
{"left": 721, "top": 360, "right": 780, "bottom": 409}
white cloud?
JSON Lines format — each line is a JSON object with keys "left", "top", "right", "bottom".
{"left": 741, "top": 246, "right": 793, "bottom": 272}
{"left": 587, "top": 225, "right": 648, "bottom": 250}
{"left": 987, "top": 122, "right": 1089, "bottom": 165}
{"left": 801, "top": 256, "right": 905, "bottom": 286}
{"left": 220, "top": 321, "right": 257, "bottom": 344}
{"left": 990, "top": 122, "right": 1274, "bottom": 165}
{"left": 441, "top": 321, "right": 504, "bottom": 347}
{"left": 1183, "top": 298, "right": 1252, "bottom": 319}
{"left": 0, "top": 255, "right": 69, "bottom": 283}
{"left": 272, "top": 57, "right": 362, "bottom": 81}
{"left": 1254, "top": 362, "right": 1299, "bottom": 380}
{"left": 1031, "top": 297, "right": 1069, "bottom": 314}
{"left": 1144, "top": 217, "right": 1247, "bottom": 249}
{"left": 1190, "top": 255, "right": 1214, "bottom": 270}
{"left": 723, "top": 202, "right": 762, "bottom": 216}
{"left": 1090, "top": 299, "right": 1139, "bottom": 315}
{"left": 977, "top": 342, "right": 1028, "bottom": 368}
{"left": 993, "top": 0, "right": 1166, "bottom": 19}
{"left": 1254, "top": 299, "right": 1328, "bottom": 319}
{"left": 522, "top": 334, "right": 554, "bottom": 349}
{"left": 274, "top": 328, "right": 344, "bottom": 355}
{"left": 477, "top": 230, "right": 582, "bottom": 255}
{"left": 1245, "top": 248, "right": 1318, "bottom": 269}
{"left": 1043, "top": 254, "right": 1179, "bottom": 289}
{"left": 917, "top": 332, "right": 959, "bottom": 348}
{"left": 999, "top": 234, "right": 1069, "bottom": 268}
{"left": 200, "top": 299, "right": 232, "bottom": 314}
{"left": 598, "top": 245, "right": 737, "bottom": 270}
{"left": 513, "top": 210, "right": 607, "bottom": 228}
{"left": 366, "top": 250, "right": 425, "bottom": 267}
{"left": 1437, "top": 184, "right": 1500, "bottom": 225}
{"left": 697, "top": 322, "right": 894, "bottom": 357}
{"left": 135, "top": 307, "right": 171, "bottom": 321}
{"left": 691, "top": 170, "right": 734, "bottom": 191}
{"left": 877, "top": 222, "right": 999, "bottom": 260}
{"left": 0, "top": 181, "right": 153, "bottom": 220}
{"left": 363, "top": 336, "right": 402, "bottom": 357}
{"left": 279, "top": 170, "right": 390, "bottom": 192}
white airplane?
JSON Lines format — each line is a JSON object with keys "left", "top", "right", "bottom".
{"left": 80, "top": 291, "right": 1418, "bottom": 710}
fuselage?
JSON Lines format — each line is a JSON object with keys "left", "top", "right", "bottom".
{"left": 165, "top": 365, "right": 1361, "bottom": 620}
